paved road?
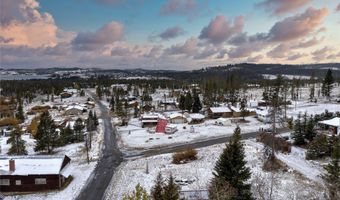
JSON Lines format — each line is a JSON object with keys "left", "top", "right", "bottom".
{"left": 76, "top": 91, "right": 123, "bottom": 200}
{"left": 124, "top": 128, "right": 290, "bottom": 158}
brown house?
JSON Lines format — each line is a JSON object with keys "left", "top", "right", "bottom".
{"left": 208, "top": 107, "right": 233, "bottom": 119}
{"left": 0, "top": 155, "right": 71, "bottom": 193}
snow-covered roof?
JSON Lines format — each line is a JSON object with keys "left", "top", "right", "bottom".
{"left": 209, "top": 107, "right": 231, "bottom": 113}
{"left": 189, "top": 113, "right": 205, "bottom": 119}
{"left": 229, "top": 105, "right": 240, "bottom": 112}
{"left": 0, "top": 156, "right": 70, "bottom": 176}
{"left": 66, "top": 105, "right": 84, "bottom": 111}
{"left": 318, "top": 117, "right": 340, "bottom": 127}
{"left": 169, "top": 113, "right": 186, "bottom": 119}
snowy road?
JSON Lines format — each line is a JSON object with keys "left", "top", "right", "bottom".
{"left": 76, "top": 91, "right": 123, "bottom": 200}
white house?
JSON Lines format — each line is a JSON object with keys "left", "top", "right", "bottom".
{"left": 318, "top": 117, "right": 340, "bottom": 136}
{"left": 169, "top": 113, "right": 187, "bottom": 124}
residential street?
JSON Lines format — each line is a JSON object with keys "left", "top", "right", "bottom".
{"left": 76, "top": 91, "right": 123, "bottom": 200}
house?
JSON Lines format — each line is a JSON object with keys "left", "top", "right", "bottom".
{"left": 318, "top": 117, "right": 340, "bottom": 136}
{"left": 169, "top": 113, "right": 187, "bottom": 124}
{"left": 187, "top": 113, "right": 205, "bottom": 124}
{"left": 180, "top": 190, "right": 208, "bottom": 200}
{"left": 0, "top": 155, "right": 71, "bottom": 192}
{"left": 229, "top": 105, "right": 242, "bottom": 117}
{"left": 256, "top": 108, "right": 271, "bottom": 123}
{"left": 140, "top": 113, "right": 161, "bottom": 128}
{"left": 208, "top": 107, "right": 233, "bottom": 119}
{"left": 64, "top": 105, "right": 85, "bottom": 115}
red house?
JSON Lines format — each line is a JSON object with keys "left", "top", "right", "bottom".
{"left": 0, "top": 155, "right": 71, "bottom": 193}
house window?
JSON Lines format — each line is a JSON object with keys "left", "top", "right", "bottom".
{"left": 16, "top": 180, "right": 22, "bottom": 185}
{"left": 35, "top": 178, "right": 47, "bottom": 185}
{"left": 0, "top": 179, "right": 10, "bottom": 186}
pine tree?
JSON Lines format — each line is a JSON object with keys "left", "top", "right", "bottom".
{"left": 86, "top": 110, "right": 95, "bottom": 132}
{"left": 74, "top": 118, "right": 84, "bottom": 142}
{"left": 213, "top": 126, "right": 253, "bottom": 199}
{"left": 123, "top": 183, "right": 149, "bottom": 200}
{"left": 322, "top": 142, "right": 340, "bottom": 200}
{"left": 321, "top": 69, "right": 334, "bottom": 99}
{"left": 306, "top": 134, "right": 329, "bottom": 160}
{"left": 292, "top": 113, "right": 305, "bottom": 145}
{"left": 34, "top": 111, "right": 58, "bottom": 154}
{"left": 60, "top": 125, "right": 74, "bottom": 145}
{"left": 110, "top": 96, "right": 115, "bottom": 112}
{"left": 162, "top": 174, "right": 181, "bottom": 200}
{"left": 96, "top": 85, "right": 102, "bottom": 100}
{"left": 305, "top": 116, "right": 316, "bottom": 141}
{"left": 178, "top": 94, "right": 185, "bottom": 112}
{"left": 192, "top": 94, "right": 202, "bottom": 113}
{"left": 16, "top": 99, "right": 24, "bottom": 122}
{"left": 8, "top": 126, "right": 27, "bottom": 155}
{"left": 151, "top": 172, "right": 164, "bottom": 200}
{"left": 184, "top": 92, "right": 192, "bottom": 111}
{"left": 240, "top": 98, "right": 247, "bottom": 120}
{"left": 93, "top": 111, "right": 99, "bottom": 127}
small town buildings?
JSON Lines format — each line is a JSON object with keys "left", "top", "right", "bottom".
{"left": 0, "top": 155, "right": 71, "bottom": 192}
{"left": 169, "top": 113, "right": 187, "bottom": 124}
{"left": 208, "top": 107, "right": 233, "bottom": 119}
{"left": 318, "top": 117, "right": 340, "bottom": 136}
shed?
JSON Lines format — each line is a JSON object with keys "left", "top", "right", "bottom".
{"left": 169, "top": 113, "right": 187, "bottom": 124}
{"left": 318, "top": 117, "right": 340, "bottom": 136}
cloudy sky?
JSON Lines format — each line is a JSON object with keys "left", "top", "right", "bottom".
{"left": 0, "top": 0, "right": 340, "bottom": 70}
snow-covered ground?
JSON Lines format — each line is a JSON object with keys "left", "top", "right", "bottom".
{"left": 117, "top": 116, "right": 271, "bottom": 149}
{"left": 105, "top": 139, "right": 326, "bottom": 200}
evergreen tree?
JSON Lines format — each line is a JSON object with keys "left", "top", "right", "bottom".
{"left": 16, "top": 99, "right": 24, "bottom": 122}
{"left": 292, "top": 113, "right": 305, "bottom": 145}
{"left": 86, "top": 110, "right": 95, "bottom": 132}
{"left": 74, "top": 118, "right": 85, "bottom": 142}
{"left": 306, "top": 134, "right": 329, "bottom": 160}
{"left": 8, "top": 126, "right": 27, "bottom": 155}
{"left": 151, "top": 172, "right": 164, "bottom": 200}
{"left": 96, "top": 85, "right": 102, "bottom": 100}
{"left": 34, "top": 111, "right": 58, "bottom": 154}
{"left": 178, "top": 94, "right": 185, "bottom": 111}
{"left": 93, "top": 111, "right": 99, "bottom": 127}
{"left": 240, "top": 98, "right": 247, "bottom": 120}
{"left": 123, "top": 183, "right": 149, "bottom": 200}
{"left": 305, "top": 116, "right": 316, "bottom": 141}
{"left": 162, "top": 174, "right": 181, "bottom": 200}
{"left": 192, "top": 93, "right": 202, "bottom": 113}
{"left": 60, "top": 125, "right": 74, "bottom": 145}
{"left": 213, "top": 126, "right": 253, "bottom": 199}
{"left": 322, "top": 142, "right": 340, "bottom": 200}
{"left": 321, "top": 69, "right": 334, "bottom": 99}
{"left": 110, "top": 96, "right": 115, "bottom": 112}
{"left": 184, "top": 92, "right": 192, "bottom": 111}
{"left": 309, "top": 72, "right": 315, "bottom": 102}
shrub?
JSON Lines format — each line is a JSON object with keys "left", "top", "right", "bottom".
{"left": 172, "top": 148, "right": 198, "bottom": 164}
{"left": 256, "top": 132, "right": 291, "bottom": 153}
{"left": 0, "top": 117, "right": 19, "bottom": 127}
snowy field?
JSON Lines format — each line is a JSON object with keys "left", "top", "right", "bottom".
{"left": 105, "top": 139, "right": 327, "bottom": 200}
{"left": 117, "top": 116, "right": 271, "bottom": 149}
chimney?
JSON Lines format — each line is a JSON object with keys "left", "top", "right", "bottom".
{"left": 9, "top": 159, "right": 15, "bottom": 172}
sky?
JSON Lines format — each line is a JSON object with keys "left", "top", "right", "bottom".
{"left": 0, "top": 0, "right": 340, "bottom": 70}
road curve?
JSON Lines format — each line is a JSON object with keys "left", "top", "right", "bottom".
{"left": 76, "top": 91, "right": 123, "bottom": 200}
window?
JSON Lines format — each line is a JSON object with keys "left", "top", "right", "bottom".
{"left": 0, "top": 179, "right": 10, "bottom": 186}
{"left": 15, "top": 180, "right": 21, "bottom": 185}
{"left": 35, "top": 178, "right": 47, "bottom": 185}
